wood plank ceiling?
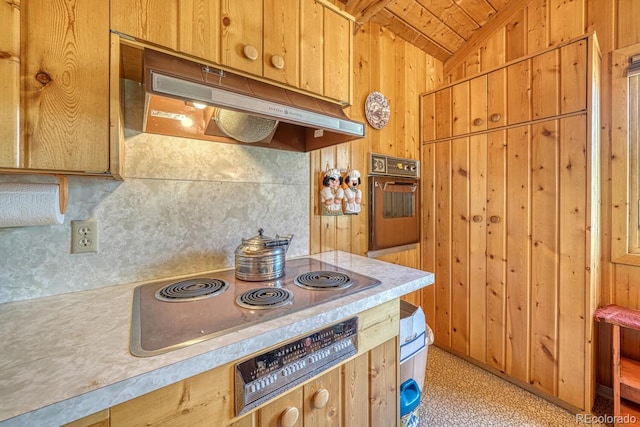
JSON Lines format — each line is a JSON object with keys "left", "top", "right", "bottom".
{"left": 339, "top": 0, "right": 533, "bottom": 67}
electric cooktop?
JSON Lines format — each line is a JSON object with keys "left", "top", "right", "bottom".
{"left": 130, "top": 258, "right": 381, "bottom": 357}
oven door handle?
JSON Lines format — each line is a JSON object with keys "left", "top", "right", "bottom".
{"left": 375, "top": 181, "right": 418, "bottom": 193}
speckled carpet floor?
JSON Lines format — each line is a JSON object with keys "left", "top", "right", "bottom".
{"left": 417, "top": 346, "right": 612, "bottom": 426}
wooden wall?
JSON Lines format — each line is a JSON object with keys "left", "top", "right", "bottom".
{"left": 422, "top": 0, "right": 640, "bottom": 391}
{"left": 314, "top": 0, "right": 640, "bottom": 394}
{"left": 309, "top": 18, "right": 442, "bottom": 310}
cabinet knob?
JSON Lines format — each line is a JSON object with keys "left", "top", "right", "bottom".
{"left": 472, "top": 215, "right": 483, "bottom": 223}
{"left": 243, "top": 45, "right": 259, "bottom": 61}
{"left": 312, "top": 389, "right": 330, "bottom": 409}
{"left": 490, "top": 113, "right": 502, "bottom": 122}
{"left": 280, "top": 406, "right": 299, "bottom": 427}
{"left": 490, "top": 216, "right": 501, "bottom": 223}
{"left": 473, "top": 118, "right": 483, "bottom": 126}
{"left": 271, "top": 54, "right": 285, "bottom": 70}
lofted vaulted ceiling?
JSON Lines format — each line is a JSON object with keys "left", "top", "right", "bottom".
{"left": 339, "top": 0, "right": 534, "bottom": 68}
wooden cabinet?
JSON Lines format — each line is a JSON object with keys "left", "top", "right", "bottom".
{"left": 0, "top": 0, "right": 118, "bottom": 174}
{"left": 258, "top": 387, "right": 303, "bottom": 427}
{"left": 262, "top": 0, "right": 299, "bottom": 86}
{"left": 256, "top": 366, "right": 340, "bottom": 427}
{"left": 421, "top": 38, "right": 587, "bottom": 143}
{"left": 220, "top": 0, "right": 262, "bottom": 76}
{"left": 322, "top": 7, "right": 352, "bottom": 104}
{"left": 421, "top": 35, "right": 599, "bottom": 411}
{"left": 110, "top": 300, "right": 400, "bottom": 427}
{"left": 111, "top": 0, "right": 220, "bottom": 63}
{"left": 110, "top": 0, "right": 353, "bottom": 104}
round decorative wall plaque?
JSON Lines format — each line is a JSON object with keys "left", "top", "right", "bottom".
{"left": 364, "top": 91, "right": 390, "bottom": 130}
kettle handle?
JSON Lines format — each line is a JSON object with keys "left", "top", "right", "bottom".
{"left": 271, "top": 234, "right": 294, "bottom": 251}
{"left": 265, "top": 238, "right": 291, "bottom": 248}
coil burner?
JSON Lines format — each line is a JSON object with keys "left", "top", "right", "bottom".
{"left": 294, "top": 271, "right": 353, "bottom": 290}
{"left": 236, "top": 288, "right": 294, "bottom": 309}
{"left": 155, "top": 278, "right": 229, "bottom": 302}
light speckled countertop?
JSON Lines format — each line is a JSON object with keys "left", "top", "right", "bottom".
{"left": 0, "top": 251, "right": 434, "bottom": 427}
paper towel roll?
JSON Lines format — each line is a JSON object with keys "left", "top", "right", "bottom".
{"left": 0, "top": 183, "right": 65, "bottom": 228}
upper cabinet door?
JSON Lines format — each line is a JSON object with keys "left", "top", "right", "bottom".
{"left": 263, "top": 0, "right": 299, "bottom": 87}
{"left": 178, "top": 0, "right": 221, "bottom": 63}
{"left": 220, "top": 0, "right": 263, "bottom": 76}
{"left": 487, "top": 69, "right": 506, "bottom": 129}
{"left": 21, "top": 0, "right": 111, "bottom": 172}
{"left": 300, "top": 0, "right": 324, "bottom": 96}
{"left": 469, "top": 75, "right": 488, "bottom": 132}
{"left": 323, "top": 8, "right": 351, "bottom": 103}
{"left": 560, "top": 39, "right": 587, "bottom": 114}
{"left": 111, "top": 0, "right": 178, "bottom": 51}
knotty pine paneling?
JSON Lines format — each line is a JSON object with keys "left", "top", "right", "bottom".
{"left": 438, "top": 0, "right": 640, "bottom": 393}
{"left": 309, "top": 19, "right": 441, "bottom": 281}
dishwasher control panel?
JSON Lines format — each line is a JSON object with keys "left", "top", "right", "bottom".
{"left": 235, "top": 317, "right": 358, "bottom": 415}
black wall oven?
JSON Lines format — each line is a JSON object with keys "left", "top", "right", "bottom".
{"left": 368, "top": 153, "right": 420, "bottom": 252}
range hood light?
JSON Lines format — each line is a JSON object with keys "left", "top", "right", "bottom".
{"left": 192, "top": 102, "right": 207, "bottom": 110}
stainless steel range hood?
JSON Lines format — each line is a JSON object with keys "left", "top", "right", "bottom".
{"left": 137, "top": 48, "right": 365, "bottom": 152}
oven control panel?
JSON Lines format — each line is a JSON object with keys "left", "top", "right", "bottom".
{"left": 235, "top": 317, "right": 358, "bottom": 415}
{"left": 369, "top": 153, "right": 419, "bottom": 178}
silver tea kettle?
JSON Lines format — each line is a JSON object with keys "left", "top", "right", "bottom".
{"left": 234, "top": 228, "right": 294, "bottom": 281}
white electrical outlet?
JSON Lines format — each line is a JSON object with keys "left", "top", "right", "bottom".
{"left": 71, "top": 220, "right": 99, "bottom": 254}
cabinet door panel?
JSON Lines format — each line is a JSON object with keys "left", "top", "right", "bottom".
{"left": 421, "top": 93, "right": 436, "bottom": 143}
{"left": 485, "top": 130, "right": 507, "bottom": 371}
{"left": 505, "top": 124, "right": 531, "bottom": 382}
{"left": 434, "top": 142, "right": 452, "bottom": 347}
{"left": 24, "top": 0, "right": 110, "bottom": 172}
{"left": 469, "top": 75, "right": 487, "bottom": 132}
{"left": 560, "top": 40, "right": 587, "bottom": 114}
{"left": 435, "top": 88, "right": 452, "bottom": 139}
{"left": 303, "top": 367, "right": 340, "bottom": 426}
{"left": 179, "top": 0, "right": 220, "bottom": 63}
{"left": 557, "top": 114, "right": 588, "bottom": 408}
{"left": 221, "top": 0, "right": 262, "bottom": 76}
{"left": 342, "top": 353, "right": 369, "bottom": 427}
{"left": 259, "top": 388, "right": 302, "bottom": 427}
{"left": 451, "top": 137, "right": 470, "bottom": 354}
{"left": 263, "top": 0, "right": 299, "bottom": 86}
{"left": 487, "top": 69, "right": 506, "bottom": 129}
{"left": 469, "top": 134, "right": 488, "bottom": 363}
{"left": 0, "top": 0, "right": 20, "bottom": 168}
{"left": 452, "top": 82, "right": 469, "bottom": 136}
{"left": 530, "top": 119, "right": 559, "bottom": 395}
{"left": 300, "top": 0, "right": 323, "bottom": 96}
{"left": 532, "top": 49, "right": 560, "bottom": 120}
{"left": 323, "top": 9, "right": 351, "bottom": 103}
{"left": 507, "top": 59, "right": 531, "bottom": 125}
{"left": 111, "top": 0, "right": 178, "bottom": 50}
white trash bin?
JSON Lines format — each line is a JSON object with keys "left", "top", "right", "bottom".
{"left": 400, "top": 300, "right": 434, "bottom": 392}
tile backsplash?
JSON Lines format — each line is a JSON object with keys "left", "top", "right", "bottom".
{"left": 0, "top": 131, "right": 310, "bottom": 304}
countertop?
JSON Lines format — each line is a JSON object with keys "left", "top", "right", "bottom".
{"left": 0, "top": 251, "right": 434, "bottom": 426}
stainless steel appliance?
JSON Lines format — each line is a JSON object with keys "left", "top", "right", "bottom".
{"left": 129, "top": 257, "right": 380, "bottom": 357}
{"left": 234, "top": 317, "right": 358, "bottom": 415}
{"left": 368, "top": 153, "right": 420, "bottom": 251}
{"left": 234, "top": 228, "right": 293, "bottom": 281}
{"left": 120, "top": 47, "right": 365, "bottom": 152}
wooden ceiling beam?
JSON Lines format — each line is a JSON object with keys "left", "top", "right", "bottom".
{"left": 443, "top": 0, "right": 534, "bottom": 74}
{"left": 344, "top": 0, "right": 397, "bottom": 29}
{"left": 372, "top": 9, "right": 452, "bottom": 62}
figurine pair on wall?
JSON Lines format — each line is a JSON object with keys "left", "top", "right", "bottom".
{"left": 320, "top": 168, "right": 362, "bottom": 216}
